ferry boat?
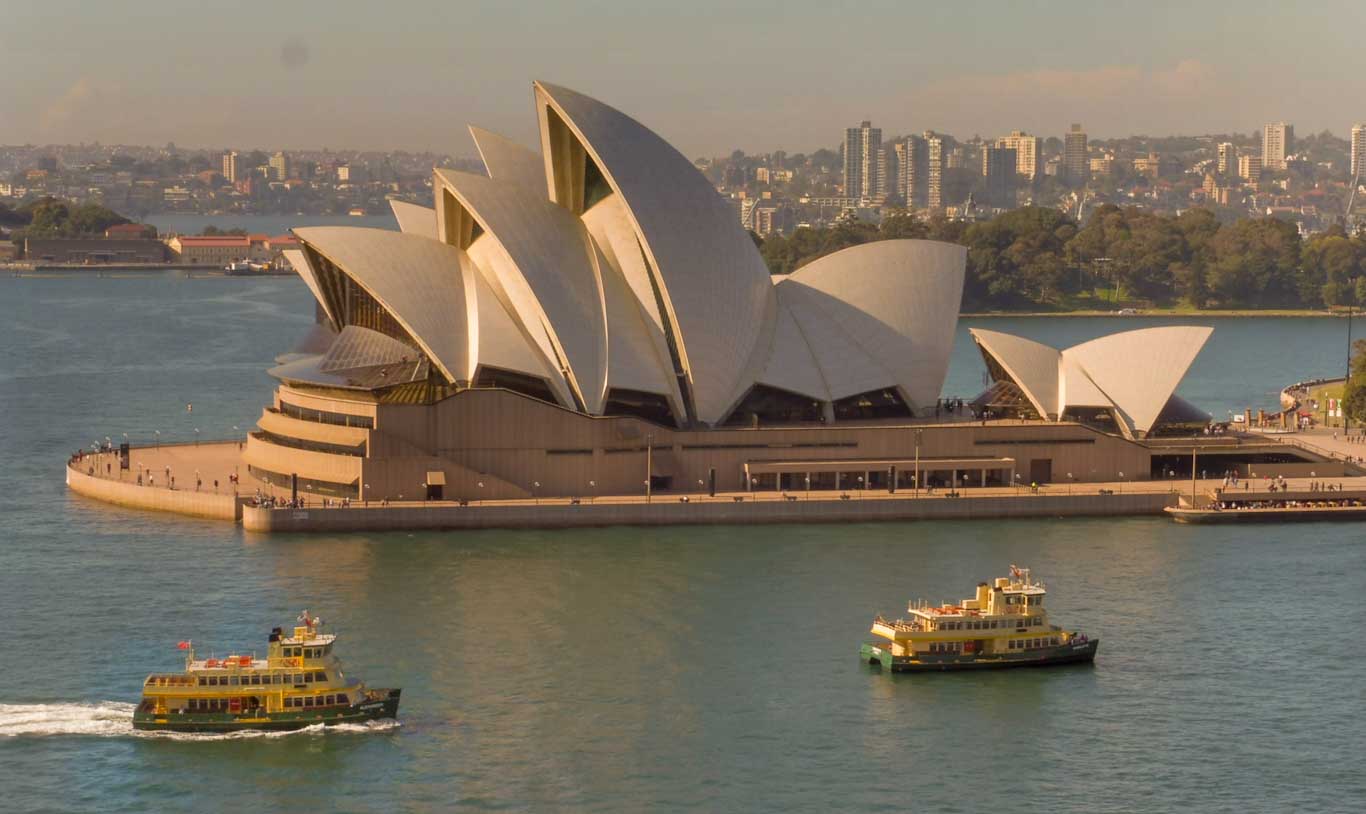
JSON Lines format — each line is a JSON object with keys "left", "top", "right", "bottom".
{"left": 860, "top": 566, "right": 1098, "bottom": 672}
{"left": 133, "top": 612, "right": 401, "bottom": 732}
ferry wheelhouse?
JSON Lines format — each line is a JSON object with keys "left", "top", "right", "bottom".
{"left": 860, "top": 566, "right": 1098, "bottom": 672}
{"left": 133, "top": 612, "right": 401, "bottom": 732}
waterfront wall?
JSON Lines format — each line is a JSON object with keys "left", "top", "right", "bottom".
{"left": 242, "top": 491, "right": 1176, "bottom": 533}
{"left": 66, "top": 462, "right": 243, "bottom": 521}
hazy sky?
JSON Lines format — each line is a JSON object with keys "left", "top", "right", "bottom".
{"left": 4, "top": 0, "right": 1365, "bottom": 158}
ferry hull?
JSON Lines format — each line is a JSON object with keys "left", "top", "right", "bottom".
{"left": 860, "top": 640, "right": 1098, "bottom": 672}
{"left": 132, "top": 688, "right": 400, "bottom": 733}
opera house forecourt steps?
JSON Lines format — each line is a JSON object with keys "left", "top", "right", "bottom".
{"left": 66, "top": 81, "right": 1345, "bottom": 531}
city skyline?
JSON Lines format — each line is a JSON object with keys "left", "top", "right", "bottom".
{"left": 6, "top": 1, "right": 1366, "bottom": 157}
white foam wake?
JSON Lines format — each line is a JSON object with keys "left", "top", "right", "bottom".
{"left": 0, "top": 701, "right": 136, "bottom": 738}
{"left": 0, "top": 702, "right": 401, "bottom": 740}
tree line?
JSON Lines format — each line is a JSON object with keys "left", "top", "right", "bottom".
{"left": 758, "top": 204, "right": 1366, "bottom": 311}
{"left": 2, "top": 198, "right": 131, "bottom": 240}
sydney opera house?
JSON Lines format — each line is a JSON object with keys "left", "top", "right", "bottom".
{"left": 242, "top": 82, "right": 1221, "bottom": 503}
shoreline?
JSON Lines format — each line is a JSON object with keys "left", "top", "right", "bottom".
{"left": 963, "top": 309, "right": 1347, "bottom": 318}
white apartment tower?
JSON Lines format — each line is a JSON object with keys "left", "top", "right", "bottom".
{"left": 995, "top": 130, "right": 1042, "bottom": 179}
{"left": 221, "top": 151, "right": 240, "bottom": 183}
{"left": 1262, "top": 122, "right": 1293, "bottom": 170}
{"left": 1217, "top": 142, "right": 1237, "bottom": 175}
{"left": 1351, "top": 124, "right": 1366, "bottom": 180}
{"left": 895, "top": 135, "right": 928, "bottom": 207}
{"left": 926, "top": 132, "right": 946, "bottom": 209}
{"left": 843, "top": 121, "right": 883, "bottom": 203}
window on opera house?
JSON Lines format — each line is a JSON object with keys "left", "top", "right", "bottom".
{"left": 833, "top": 388, "right": 913, "bottom": 421}
{"left": 722, "top": 385, "right": 822, "bottom": 426}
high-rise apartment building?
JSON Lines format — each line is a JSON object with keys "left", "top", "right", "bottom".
{"left": 269, "top": 151, "right": 291, "bottom": 181}
{"left": 995, "top": 130, "right": 1042, "bottom": 179}
{"left": 221, "top": 151, "right": 240, "bottom": 183}
{"left": 926, "top": 132, "right": 947, "bottom": 209}
{"left": 1217, "top": 142, "right": 1237, "bottom": 175}
{"left": 1351, "top": 124, "right": 1366, "bottom": 179}
{"left": 1262, "top": 122, "right": 1293, "bottom": 170}
{"left": 895, "top": 135, "right": 928, "bottom": 208}
{"left": 982, "top": 146, "right": 1017, "bottom": 208}
{"left": 842, "top": 120, "right": 882, "bottom": 202}
{"left": 1238, "top": 154, "right": 1262, "bottom": 183}
{"left": 1063, "top": 124, "right": 1088, "bottom": 183}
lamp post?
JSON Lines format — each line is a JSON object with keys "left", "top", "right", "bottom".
{"left": 532, "top": 481, "right": 540, "bottom": 505}
{"left": 364, "top": 483, "right": 370, "bottom": 506}
{"left": 645, "top": 432, "right": 654, "bottom": 503}
{"left": 1118, "top": 471, "right": 1125, "bottom": 493}
{"left": 1067, "top": 472, "right": 1075, "bottom": 495}
{"left": 914, "top": 429, "right": 923, "bottom": 497}
{"left": 477, "top": 481, "right": 484, "bottom": 505}
{"left": 804, "top": 474, "right": 811, "bottom": 500}
{"left": 194, "top": 427, "right": 200, "bottom": 446}
{"left": 589, "top": 480, "right": 596, "bottom": 504}
{"left": 697, "top": 479, "right": 705, "bottom": 500}
{"left": 154, "top": 429, "right": 160, "bottom": 449}
{"left": 856, "top": 475, "right": 864, "bottom": 499}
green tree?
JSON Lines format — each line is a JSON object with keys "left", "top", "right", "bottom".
{"left": 1342, "top": 339, "right": 1366, "bottom": 425}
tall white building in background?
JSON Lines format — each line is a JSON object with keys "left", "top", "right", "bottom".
{"left": 995, "top": 130, "right": 1042, "bottom": 179}
{"left": 1217, "top": 142, "right": 1237, "bottom": 175}
{"left": 221, "top": 151, "right": 240, "bottom": 183}
{"left": 926, "top": 132, "right": 947, "bottom": 209}
{"left": 843, "top": 120, "right": 883, "bottom": 202}
{"left": 1262, "top": 122, "right": 1293, "bottom": 170}
{"left": 1351, "top": 124, "right": 1366, "bottom": 179}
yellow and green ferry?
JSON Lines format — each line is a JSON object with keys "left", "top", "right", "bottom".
{"left": 133, "top": 612, "right": 401, "bottom": 732}
{"left": 860, "top": 566, "right": 1098, "bottom": 672}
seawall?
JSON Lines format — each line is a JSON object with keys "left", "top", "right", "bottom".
{"left": 66, "top": 462, "right": 244, "bottom": 521}
{"left": 242, "top": 491, "right": 1175, "bottom": 533}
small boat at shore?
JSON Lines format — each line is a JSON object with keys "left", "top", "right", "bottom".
{"left": 860, "top": 566, "right": 1097, "bottom": 672}
{"left": 133, "top": 612, "right": 400, "bottom": 732}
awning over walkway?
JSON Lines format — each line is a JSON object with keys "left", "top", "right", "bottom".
{"left": 744, "top": 457, "right": 1015, "bottom": 475}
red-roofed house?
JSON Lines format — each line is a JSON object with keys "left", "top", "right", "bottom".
{"left": 166, "top": 235, "right": 250, "bottom": 265}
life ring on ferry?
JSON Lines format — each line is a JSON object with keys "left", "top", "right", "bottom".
{"left": 284, "top": 657, "right": 300, "bottom": 667}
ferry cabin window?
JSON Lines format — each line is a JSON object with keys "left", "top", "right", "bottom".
{"left": 336, "top": 692, "right": 348, "bottom": 705}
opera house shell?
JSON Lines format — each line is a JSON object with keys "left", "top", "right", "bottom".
{"left": 243, "top": 82, "right": 1210, "bottom": 502}
{"left": 970, "top": 326, "right": 1214, "bottom": 439}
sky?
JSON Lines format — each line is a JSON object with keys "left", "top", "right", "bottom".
{"left": 3, "top": 0, "right": 1365, "bottom": 158}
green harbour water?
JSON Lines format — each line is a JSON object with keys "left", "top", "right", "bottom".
{"left": 2, "top": 275, "right": 1364, "bottom": 812}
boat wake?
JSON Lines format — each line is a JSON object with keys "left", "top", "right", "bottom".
{"left": 0, "top": 702, "right": 400, "bottom": 740}
{"left": 0, "top": 702, "right": 136, "bottom": 738}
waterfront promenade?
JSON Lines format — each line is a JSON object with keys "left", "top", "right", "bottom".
{"left": 65, "top": 438, "right": 1366, "bottom": 532}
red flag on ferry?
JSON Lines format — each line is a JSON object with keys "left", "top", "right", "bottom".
{"left": 177, "top": 641, "right": 191, "bottom": 649}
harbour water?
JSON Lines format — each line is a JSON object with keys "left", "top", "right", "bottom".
{"left": 2, "top": 276, "right": 1363, "bottom": 812}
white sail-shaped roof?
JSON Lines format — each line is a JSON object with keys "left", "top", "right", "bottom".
{"left": 597, "top": 242, "right": 679, "bottom": 402}
{"left": 971, "top": 325, "right": 1213, "bottom": 436}
{"left": 753, "top": 299, "right": 831, "bottom": 402}
{"left": 781, "top": 240, "right": 965, "bottom": 410}
{"left": 773, "top": 281, "right": 893, "bottom": 401}
{"left": 293, "top": 227, "right": 473, "bottom": 384}
{"left": 389, "top": 200, "right": 438, "bottom": 239}
{"left": 470, "top": 127, "right": 550, "bottom": 193}
{"left": 534, "top": 81, "right": 775, "bottom": 424}
{"left": 434, "top": 167, "right": 608, "bottom": 413}
{"left": 1066, "top": 325, "right": 1214, "bottom": 434}
{"left": 970, "top": 328, "right": 1061, "bottom": 418}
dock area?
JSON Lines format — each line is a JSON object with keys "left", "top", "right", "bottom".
{"left": 1166, "top": 486, "right": 1366, "bottom": 523}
